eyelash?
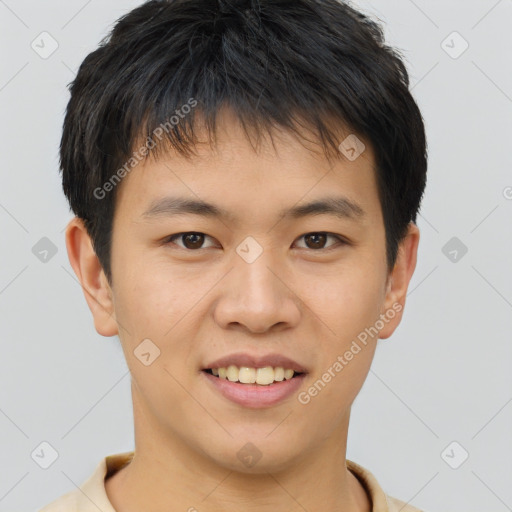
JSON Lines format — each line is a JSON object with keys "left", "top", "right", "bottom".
{"left": 163, "top": 232, "right": 348, "bottom": 252}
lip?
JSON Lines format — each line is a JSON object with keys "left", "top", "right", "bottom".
{"left": 203, "top": 352, "right": 309, "bottom": 373}
{"left": 202, "top": 370, "right": 307, "bottom": 408}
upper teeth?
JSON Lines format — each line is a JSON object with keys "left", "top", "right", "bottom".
{"left": 211, "top": 366, "right": 296, "bottom": 385}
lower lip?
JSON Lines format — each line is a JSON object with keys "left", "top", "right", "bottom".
{"left": 202, "top": 371, "right": 306, "bottom": 409}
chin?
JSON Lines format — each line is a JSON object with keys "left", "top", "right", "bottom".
{"left": 203, "top": 436, "right": 306, "bottom": 475}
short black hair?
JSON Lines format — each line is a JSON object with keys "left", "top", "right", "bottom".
{"left": 61, "top": 0, "right": 428, "bottom": 285}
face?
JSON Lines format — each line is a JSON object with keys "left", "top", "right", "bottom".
{"left": 68, "top": 108, "right": 418, "bottom": 474}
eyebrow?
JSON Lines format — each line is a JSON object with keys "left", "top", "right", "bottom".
{"left": 141, "top": 195, "right": 366, "bottom": 222}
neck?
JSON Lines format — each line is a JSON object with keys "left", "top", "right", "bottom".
{"left": 105, "top": 385, "right": 371, "bottom": 512}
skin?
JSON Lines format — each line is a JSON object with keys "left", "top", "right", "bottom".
{"left": 66, "top": 107, "right": 419, "bottom": 512}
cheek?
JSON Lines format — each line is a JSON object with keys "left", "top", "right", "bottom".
{"left": 305, "top": 261, "right": 386, "bottom": 344}
{"left": 111, "top": 269, "right": 197, "bottom": 414}
{"left": 299, "top": 276, "right": 382, "bottom": 429}
{"left": 112, "top": 261, "right": 212, "bottom": 379}
{"left": 113, "top": 259, "right": 191, "bottom": 337}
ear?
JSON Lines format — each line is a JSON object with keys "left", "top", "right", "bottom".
{"left": 65, "top": 217, "right": 119, "bottom": 337}
{"left": 378, "top": 222, "right": 420, "bottom": 340}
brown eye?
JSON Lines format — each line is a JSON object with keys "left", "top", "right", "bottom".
{"left": 181, "top": 233, "right": 204, "bottom": 249}
{"left": 295, "top": 232, "right": 346, "bottom": 251}
{"left": 304, "top": 233, "right": 327, "bottom": 249}
{"left": 166, "top": 232, "right": 214, "bottom": 250}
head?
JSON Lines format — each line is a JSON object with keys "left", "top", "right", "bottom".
{"left": 64, "top": 0, "right": 426, "bottom": 472}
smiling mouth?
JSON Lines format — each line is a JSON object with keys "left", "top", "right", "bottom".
{"left": 203, "top": 366, "right": 305, "bottom": 386}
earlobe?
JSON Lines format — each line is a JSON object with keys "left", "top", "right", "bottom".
{"left": 378, "top": 222, "right": 420, "bottom": 340}
{"left": 65, "top": 217, "right": 119, "bottom": 337}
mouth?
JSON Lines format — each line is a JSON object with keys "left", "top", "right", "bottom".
{"left": 202, "top": 366, "right": 305, "bottom": 386}
{"left": 201, "top": 365, "right": 308, "bottom": 408}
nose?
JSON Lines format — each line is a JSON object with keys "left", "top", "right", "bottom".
{"left": 213, "top": 248, "right": 301, "bottom": 334}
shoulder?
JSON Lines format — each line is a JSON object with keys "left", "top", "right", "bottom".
{"left": 347, "top": 459, "right": 426, "bottom": 512}
{"left": 37, "top": 451, "right": 133, "bottom": 512}
{"left": 386, "top": 494, "right": 425, "bottom": 512}
{"left": 38, "top": 491, "right": 78, "bottom": 512}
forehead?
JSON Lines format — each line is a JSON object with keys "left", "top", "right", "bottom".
{"left": 114, "top": 109, "right": 379, "bottom": 224}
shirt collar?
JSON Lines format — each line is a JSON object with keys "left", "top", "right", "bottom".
{"left": 72, "top": 451, "right": 404, "bottom": 512}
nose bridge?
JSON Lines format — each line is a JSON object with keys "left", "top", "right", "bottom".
{"left": 234, "top": 232, "right": 277, "bottom": 283}
{"left": 214, "top": 238, "right": 300, "bottom": 333}
{"left": 237, "top": 247, "right": 279, "bottom": 306}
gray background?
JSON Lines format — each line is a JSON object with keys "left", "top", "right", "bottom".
{"left": 1, "top": 0, "right": 511, "bottom": 511}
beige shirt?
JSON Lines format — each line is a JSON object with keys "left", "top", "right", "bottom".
{"left": 39, "top": 451, "right": 423, "bottom": 512}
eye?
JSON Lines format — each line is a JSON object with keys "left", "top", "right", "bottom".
{"left": 164, "top": 232, "right": 217, "bottom": 250}
{"left": 294, "top": 232, "right": 347, "bottom": 251}
{"left": 163, "top": 231, "right": 348, "bottom": 252}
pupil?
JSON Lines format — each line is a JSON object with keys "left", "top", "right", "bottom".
{"left": 305, "top": 233, "right": 326, "bottom": 249}
{"left": 184, "top": 233, "right": 204, "bottom": 249}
